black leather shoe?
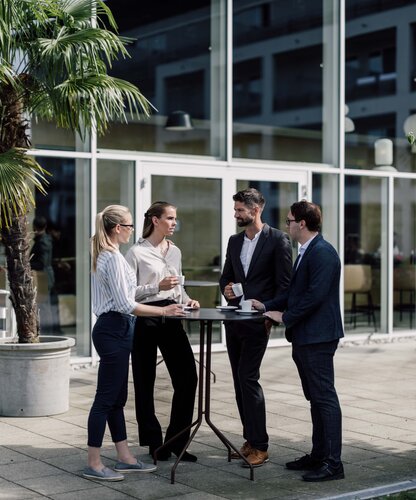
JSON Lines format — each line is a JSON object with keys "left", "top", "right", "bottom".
{"left": 149, "top": 445, "right": 171, "bottom": 461}
{"left": 285, "top": 454, "right": 323, "bottom": 471}
{"left": 302, "top": 462, "right": 344, "bottom": 482}
{"left": 172, "top": 450, "right": 197, "bottom": 462}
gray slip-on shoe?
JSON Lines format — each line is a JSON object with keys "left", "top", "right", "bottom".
{"left": 82, "top": 466, "right": 124, "bottom": 481}
{"left": 114, "top": 459, "right": 157, "bottom": 473}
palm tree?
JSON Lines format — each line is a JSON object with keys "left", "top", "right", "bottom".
{"left": 0, "top": 0, "right": 151, "bottom": 343}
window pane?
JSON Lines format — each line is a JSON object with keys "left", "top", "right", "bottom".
{"left": 31, "top": 120, "right": 77, "bottom": 151}
{"left": 97, "top": 160, "right": 135, "bottom": 254}
{"left": 98, "top": 1, "right": 223, "bottom": 157}
{"left": 151, "top": 176, "right": 221, "bottom": 344}
{"left": 345, "top": 1, "right": 416, "bottom": 172}
{"left": 344, "top": 176, "right": 384, "bottom": 333}
{"left": 312, "top": 173, "right": 339, "bottom": 252}
{"left": 233, "top": 0, "right": 325, "bottom": 162}
{"left": 33, "top": 157, "right": 90, "bottom": 356}
{"left": 393, "top": 178, "right": 416, "bottom": 330}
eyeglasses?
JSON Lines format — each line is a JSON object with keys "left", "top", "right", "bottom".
{"left": 285, "top": 218, "right": 297, "bottom": 226}
{"left": 119, "top": 224, "right": 134, "bottom": 230}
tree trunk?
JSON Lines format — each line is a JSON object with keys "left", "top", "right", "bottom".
{"left": 1, "top": 213, "right": 39, "bottom": 343}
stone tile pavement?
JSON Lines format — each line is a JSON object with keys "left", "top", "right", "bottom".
{"left": 0, "top": 338, "right": 416, "bottom": 499}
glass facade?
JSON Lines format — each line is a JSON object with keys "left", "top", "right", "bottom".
{"left": 233, "top": 0, "right": 325, "bottom": 162}
{"left": 32, "top": 157, "right": 91, "bottom": 356}
{"left": 344, "top": 175, "right": 384, "bottom": 332}
{"left": 345, "top": 0, "right": 416, "bottom": 172}
{"left": 97, "top": 0, "right": 225, "bottom": 157}
{"left": 20, "top": 0, "right": 416, "bottom": 360}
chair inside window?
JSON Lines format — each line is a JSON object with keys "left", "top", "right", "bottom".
{"left": 344, "top": 264, "right": 377, "bottom": 331}
{"left": 394, "top": 265, "right": 415, "bottom": 328}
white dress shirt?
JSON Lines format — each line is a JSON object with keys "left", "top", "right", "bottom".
{"left": 240, "top": 229, "right": 262, "bottom": 276}
{"left": 125, "top": 238, "right": 190, "bottom": 304}
{"left": 296, "top": 234, "right": 318, "bottom": 269}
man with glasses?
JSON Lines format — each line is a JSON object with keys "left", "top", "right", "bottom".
{"left": 252, "top": 200, "right": 344, "bottom": 482}
{"left": 220, "top": 188, "right": 292, "bottom": 467}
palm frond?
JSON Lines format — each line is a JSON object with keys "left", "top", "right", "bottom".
{"left": 0, "top": 148, "right": 49, "bottom": 229}
{"left": 1, "top": 0, "right": 153, "bottom": 137}
{"left": 31, "top": 74, "right": 153, "bottom": 136}
{"left": 37, "top": 27, "right": 131, "bottom": 76}
{"left": 0, "top": 58, "right": 16, "bottom": 86}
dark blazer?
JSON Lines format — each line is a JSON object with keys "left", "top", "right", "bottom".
{"left": 264, "top": 233, "right": 344, "bottom": 346}
{"left": 220, "top": 224, "right": 292, "bottom": 305}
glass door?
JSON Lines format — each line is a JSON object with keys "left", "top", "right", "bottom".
{"left": 139, "top": 161, "right": 308, "bottom": 347}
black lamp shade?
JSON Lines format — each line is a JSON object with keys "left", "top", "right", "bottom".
{"left": 165, "top": 110, "right": 193, "bottom": 131}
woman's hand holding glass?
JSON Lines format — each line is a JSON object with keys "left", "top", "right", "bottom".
{"left": 163, "top": 304, "right": 186, "bottom": 316}
{"left": 159, "top": 275, "right": 179, "bottom": 290}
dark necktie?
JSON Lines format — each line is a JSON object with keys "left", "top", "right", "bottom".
{"left": 294, "top": 247, "right": 305, "bottom": 270}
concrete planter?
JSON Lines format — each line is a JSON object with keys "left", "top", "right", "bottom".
{"left": 0, "top": 335, "right": 76, "bottom": 416}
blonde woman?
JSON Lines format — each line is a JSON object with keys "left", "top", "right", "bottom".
{"left": 84, "top": 205, "right": 184, "bottom": 482}
{"left": 125, "top": 201, "right": 198, "bottom": 462}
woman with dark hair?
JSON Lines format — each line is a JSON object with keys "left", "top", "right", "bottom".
{"left": 84, "top": 205, "right": 185, "bottom": 481}
{"left": 125, "top": 201, "right": 199, "bottom": 462}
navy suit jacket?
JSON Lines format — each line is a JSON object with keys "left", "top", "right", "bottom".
{"left": 264, "top": 233, "right": 344, "bottom": 346}
{"left": 220, "top": 224, "right": 292, "bottom": 305}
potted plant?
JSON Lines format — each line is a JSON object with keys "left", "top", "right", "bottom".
{"left": 0, "top": 0, "right": 151, "bottom": 416}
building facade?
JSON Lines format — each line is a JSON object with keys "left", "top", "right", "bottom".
{"left": 20, "top": 0, "right": 416, "bottom": 361}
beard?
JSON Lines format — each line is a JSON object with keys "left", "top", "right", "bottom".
{"left": 236, "top": 216, "right": 254, "bottom": 227}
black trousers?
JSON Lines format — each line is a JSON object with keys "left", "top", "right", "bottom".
{"left": 87, "top": 311, "right": 135, "bottom": 448}
{"left": 225, "top": 319, "right": 269, "bottom": 451}
{"left": 132, "top": 302, "right": 197, "bottom": 451}
{"left": 292, "top": 340, "right": 342, "bottom": 467}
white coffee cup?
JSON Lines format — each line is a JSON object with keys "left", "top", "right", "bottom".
{"left": 231, "top": 283, "right": 243, "bottom": 297}
{"left": 240, "top": 300, "right": 252, "bottom": 312}
{"left": 177, "top": 275, "right": 185, "bottom": 286}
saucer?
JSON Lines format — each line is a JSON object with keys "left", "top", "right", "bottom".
{"left": 216, "top": 306, "right": 238, "bottom": 311}
{"left": 235, "top": 309, "right": 260, "bottom": 315}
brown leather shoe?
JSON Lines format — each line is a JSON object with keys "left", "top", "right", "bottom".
{"left": 241, "top": 449, "right": 269, "bottom": 468}
{"left": 230, "top": 441, "right": 252, "bottom": 459}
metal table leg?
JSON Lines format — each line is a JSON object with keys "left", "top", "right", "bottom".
{"left": 154, "top": 318, "right": 254, "bottom": 483}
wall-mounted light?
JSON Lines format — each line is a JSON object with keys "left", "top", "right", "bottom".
{"left": 374, "top": 138, "right": 397, "bottom": 171}
{"left": 165, "top": 110, "right": 193, "bottom": 131}
{"left": 345, "top": 105, "right": 355, "bottom": 133}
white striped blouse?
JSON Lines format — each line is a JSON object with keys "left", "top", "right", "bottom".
{"left": 92, "top": 250, "right": 137, "bottom": 316}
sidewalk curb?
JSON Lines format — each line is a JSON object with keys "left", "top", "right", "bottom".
{"left": 325, "top": 479, "right": 416, "bottom": 500}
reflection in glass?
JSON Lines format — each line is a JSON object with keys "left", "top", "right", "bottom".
{"left": 98, "top": 1, "right": 222, "bottom": 157}
{"left": 345, "top": 1, "right": 416, "bottom": 172}
{"left": 393, "top": 178, "right": 416, "bottom": 330}
{"left": 97, "top": 160, "right": 135, "bottom": 254}
{"left": 344, "top": 176, "right": 383, "bottom": 332}
{"left": 151, "top": 175, "right": 221, "bottom": 344}
{"left": 312, "top": 173, "right": 339, "bottom": 252}
{"left": 31, "top": 119, "right": 76, "bottom": 151}
{"left": 33, "top": 157, "right": 90, "bottom": 356}
{"left": 233, "top": 0, "right": 324, "bottom": 162}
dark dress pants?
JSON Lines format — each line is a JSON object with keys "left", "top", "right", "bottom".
{"left": 225, "top": 319, "right": 269, "bottom": 451}
{"left": 292, "top": 340, "right": 342, "bottom": 467}
{"left": 87, "top": 312, "right": 135, "bottom": 447}
{"left": 132, "top": 310, "right": 197, "bottom": 451}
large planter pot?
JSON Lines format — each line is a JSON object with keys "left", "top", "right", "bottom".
{"left": 0, "top": 335, "right": 76, "bottom": 416}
